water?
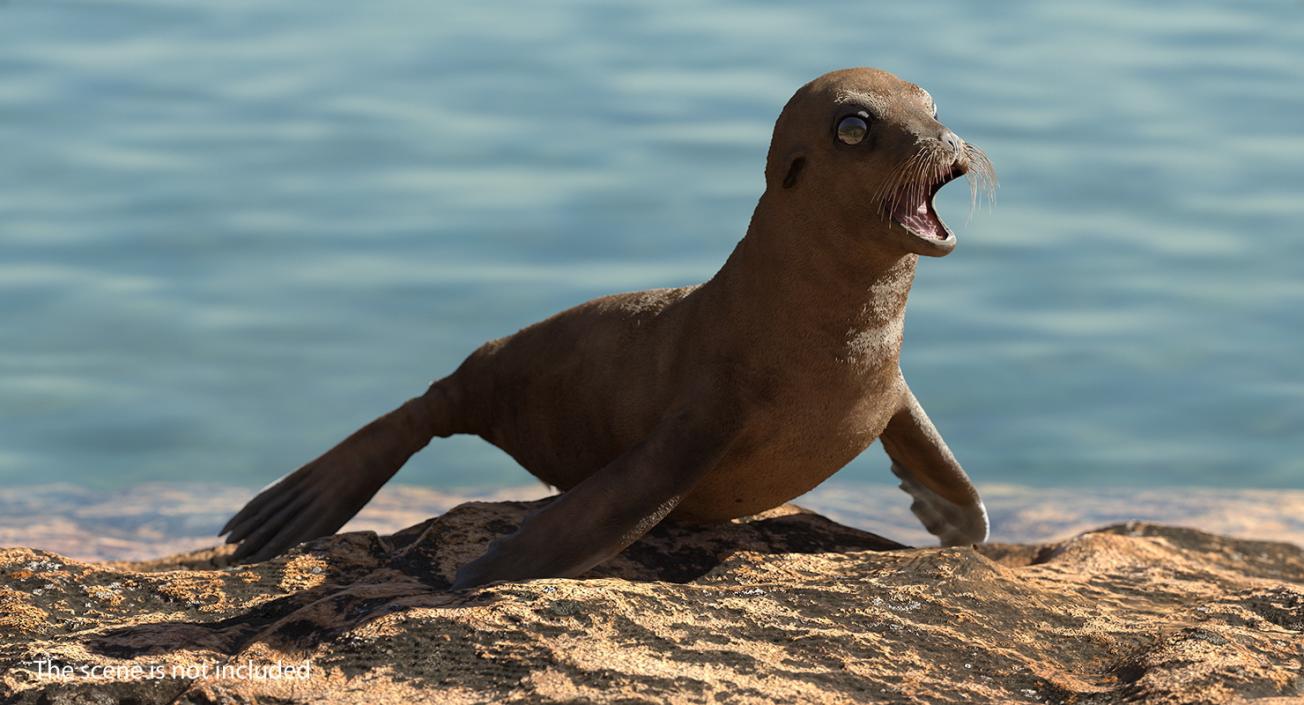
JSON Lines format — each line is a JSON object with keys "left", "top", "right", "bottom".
{"left": 2, "top": 1, "right": 1301, "bottom": 495}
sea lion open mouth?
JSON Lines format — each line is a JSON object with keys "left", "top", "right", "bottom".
{"left": 888, "top": 167, "right": 963, "bottom": 242}
{"left": 874, "top": 138, "right": 995, "bottom": 256}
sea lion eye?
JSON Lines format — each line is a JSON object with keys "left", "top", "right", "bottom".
{"left": 836, "top": 115, "right": 869, "bottom": 145}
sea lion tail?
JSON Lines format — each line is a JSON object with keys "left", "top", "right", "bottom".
{"left": 218, "top": 380, "right": 460, "bottom": 563}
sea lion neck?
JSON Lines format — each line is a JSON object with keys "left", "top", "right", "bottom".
{"left": 703, "top": 190, "right": 918, "bottom": 339}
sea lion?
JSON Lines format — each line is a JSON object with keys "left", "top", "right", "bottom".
{"left": 219, "top": 67, "right": 997, "bottom": 589}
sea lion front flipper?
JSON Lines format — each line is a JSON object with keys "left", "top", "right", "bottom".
{"left": 450, "top": 409, "right": 737, "bottom": 590}
{"left": 880, "top": 385, "right": 989, "bottom": 546}
{"left": 221, "top": 393, "right": 448, "bottom": 563}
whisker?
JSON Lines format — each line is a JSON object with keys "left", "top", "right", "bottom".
{"left": 873, "top": 140, "right": 996, "bottom": 230}
{"left": 875, "top": 150, "right": 924, "bottom": 222}
{"left": 964, "top": 143, "right": 998, "bottom": 213}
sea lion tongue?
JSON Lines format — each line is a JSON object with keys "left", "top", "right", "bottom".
{"left": 889, "top": 174, "right": 954, "bottom": 241}
{"left": 892, "top": 195, "right": 946, "bottom": 240}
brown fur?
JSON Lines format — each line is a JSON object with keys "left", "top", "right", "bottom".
{"left": 220, "top": 68, "right": 992, "bottom": 587}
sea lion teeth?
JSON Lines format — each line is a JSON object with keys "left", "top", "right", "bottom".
{"left": 219, "top": 67, "right": 996, "bottom": 588}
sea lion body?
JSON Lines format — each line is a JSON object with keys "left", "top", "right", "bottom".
{"left": 453, "top": 287, "right": 706, "bottom": 498}
{"left": 220, "top": 67, "right": 997, "bottom": 586}
{"left": 455, "top": 273, "right": 908, "bottom": 522}
{"left": 453, "top": 226, "right": 926, "bottom": 519}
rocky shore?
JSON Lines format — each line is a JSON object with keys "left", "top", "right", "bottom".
{"left": 3, "top": 481, "right": 1303, "bottom": 562}
{"left": 2, "top": 499, "right": 1301, "bottom": 704}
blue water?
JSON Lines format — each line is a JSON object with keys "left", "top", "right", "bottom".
{"left": 1, "top": 1, "right": 1301, "bottom": 493}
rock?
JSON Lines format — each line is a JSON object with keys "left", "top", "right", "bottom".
{"left": 7, "top": 482, "right": 1304, "bottom": 563}
{"left": 1, "top": 500, "right": 1301, "bottom": 704}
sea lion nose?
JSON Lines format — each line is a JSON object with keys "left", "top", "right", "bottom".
{"left": 938, "top": 129, "right": 968, "bottom": 173}
{"left": 940, "top": 129, "right": 963, "bottom": 154}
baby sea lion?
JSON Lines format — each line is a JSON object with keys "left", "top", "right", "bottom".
{"left": 219, "top": 67, "right": 997, "bottom": 589}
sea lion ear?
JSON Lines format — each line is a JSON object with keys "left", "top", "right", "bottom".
{"left": 781, "top": 155, "right": 806, "bottom": 189}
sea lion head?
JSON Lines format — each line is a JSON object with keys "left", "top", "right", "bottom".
{"left": 764, "top": 67, "right": 996, "bottom": 257}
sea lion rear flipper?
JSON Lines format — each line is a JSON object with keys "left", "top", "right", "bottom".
{"left": 450, "top": 409, "right": 737, "bottom": 590}
{"left": 220, "top": 388, "right": 454, "bottom": 563}
{"left": 880, "top": 385, "right": 989, "bottom": 546}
